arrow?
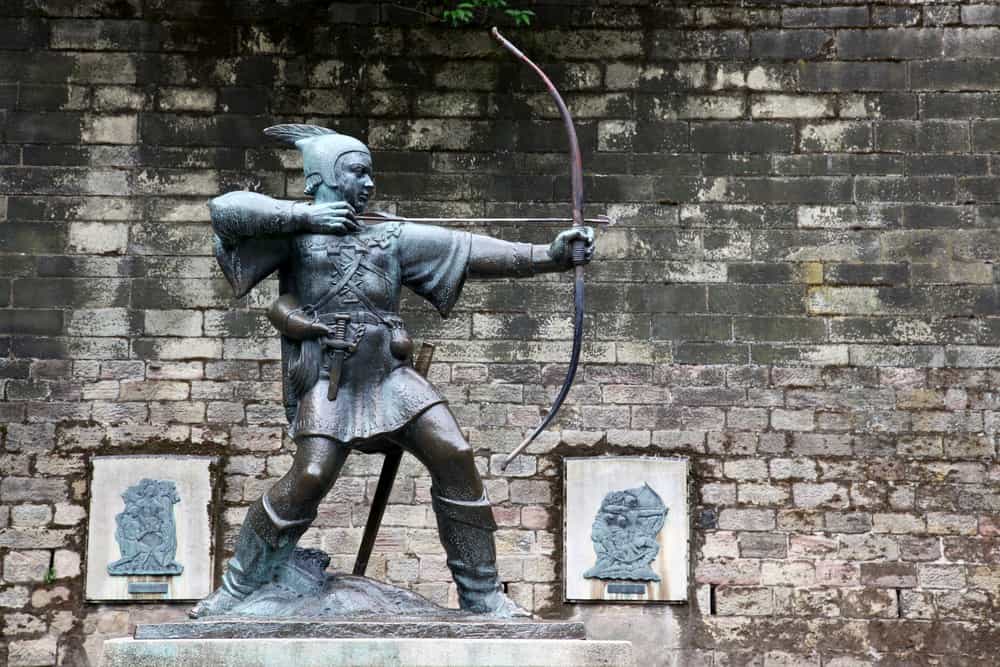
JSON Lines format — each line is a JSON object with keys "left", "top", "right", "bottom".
{"left": 356, "top": 213, "right": 615, "bottom": 226}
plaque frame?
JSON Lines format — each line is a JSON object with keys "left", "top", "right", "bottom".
{"left": 85, "top": 455, "right": 217, "bottom": 602}
{"left": 563, "top": 456, "right": 690, "bottom": 604}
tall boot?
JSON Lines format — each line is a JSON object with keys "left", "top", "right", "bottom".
{"left": 432, "top": 489, "right": 531, "bottom": 618}
{"left": 189, "top": 495, "right": 313, "bottom": 618}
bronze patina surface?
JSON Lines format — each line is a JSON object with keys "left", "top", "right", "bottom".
{"left": 191, "top": 117, "right": 594, "bottom": 620}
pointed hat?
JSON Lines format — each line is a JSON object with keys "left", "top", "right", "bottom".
{"left": 264, "top": 124, "right": 370, "bottom": 187}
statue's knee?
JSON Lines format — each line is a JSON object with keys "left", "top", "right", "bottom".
{"left": 436, "top": 436, "right": 476, "bottom": 472}
{"left": 297, "top": 463, "right": 332, "bottom": 502}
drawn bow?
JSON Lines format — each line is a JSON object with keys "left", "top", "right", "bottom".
{"left": 352, "top": 29, "right": 592, "bottom": 577}
{"left": 491, "top": 28, "right": 589, "bottom": 470}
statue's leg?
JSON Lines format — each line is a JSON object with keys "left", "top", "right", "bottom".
{"left": 266, "top": 435, "right": 349, "bottom": 521}
{"left": 190, "top": 436, "right": 348, "bottom": 618}
{"left": 391, "top": 403, "right": 530, "bottom": 618}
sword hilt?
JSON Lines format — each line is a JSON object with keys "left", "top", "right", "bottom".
{"left": 331, "top": 314, "right": 350, "bottom": 339}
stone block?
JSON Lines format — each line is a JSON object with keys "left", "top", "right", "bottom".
{"left": 718, "top": 508, "right": 776, "bottom": 532}
{"left": 11, "top": 504, "right": 53, "bottom": 527}
{"left": 860, "top": 563, "right": 917, "bottom": 587}
{"left": 715, "top": 586, "right": 773, "bottom": 616}
{"left": 3, "top": 550, "right": 51, "bottom": 583}
{"left": 761, "top": 560, "right": 815, "bottom": 586}
{"left": 101, "top": 637, "right": 635, "bottom": 667}
{"left": 8, "top": 636, "right": 58, "bottom": 667}
{"left": 751, "top": 30, "right": 834, "bottom": 60}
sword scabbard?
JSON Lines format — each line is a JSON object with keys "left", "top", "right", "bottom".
{"left": 325, "top": 314, "right": 352, "bottom": 402}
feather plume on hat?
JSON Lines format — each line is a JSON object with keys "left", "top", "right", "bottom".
{"left": 262, "top": 124, "right": 369, "bottom": 197}
{"left": 263, "top": 124, "right": 337, "bottom": 146}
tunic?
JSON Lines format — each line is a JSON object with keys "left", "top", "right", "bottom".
{"left": 211, "top": 192, "right": 472, "bottom": 444}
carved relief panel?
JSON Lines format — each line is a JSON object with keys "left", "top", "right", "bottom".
{"left": 564, "top": 457, "right": 689, "bottom": 603}
{"left": 85, "top": 456, "right": 216, "bottom": 602}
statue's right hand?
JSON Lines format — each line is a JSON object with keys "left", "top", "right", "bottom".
{"left": 295, "top": 202, "right": 360, "bottom": 235}
{"left": 304, "top": 320, "right": 335, "bottom": 339}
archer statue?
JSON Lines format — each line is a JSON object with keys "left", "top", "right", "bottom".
{"left": 189, "top": 122, "right": 595, "bottom": 619}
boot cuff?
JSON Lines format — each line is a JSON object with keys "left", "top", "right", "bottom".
{"left": 246, "top": 495, "right": 314, "bottom": 548}
{"left": 431, "top": 489, "right": 498, "bottom": 531}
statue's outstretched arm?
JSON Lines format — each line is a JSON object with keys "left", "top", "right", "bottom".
{"left": 466, "top": 227, "right": 595, "bottom": 279}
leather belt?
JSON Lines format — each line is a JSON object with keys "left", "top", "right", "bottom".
{"left": 317, "top": 311, "right": 401, "bottom": 327}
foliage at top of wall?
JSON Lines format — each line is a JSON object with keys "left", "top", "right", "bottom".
{"left": 437, "top": 0, "right": 534, "bottom": 26}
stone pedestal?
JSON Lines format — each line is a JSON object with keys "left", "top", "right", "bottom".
{"left": 103, "top": 551, "right": 635, "bottom": 666}
{"left": 101, "top": 637, "right": 634, "bottom": 667}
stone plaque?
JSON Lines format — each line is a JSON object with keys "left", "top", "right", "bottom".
{"left": 86, "top": 456, "right": 215, "bottom": 601}
{"left": 564, "top": 457, "right": 689, "bottom": 603}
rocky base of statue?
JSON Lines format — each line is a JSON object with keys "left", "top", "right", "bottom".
{"left": 200, "top": 547, "right": 466, "bottom": 619}
{"left": 190, "top": 547, "right": 482, "bottom": 620}
{"left": 180, "top": 549, "right": 547, "bottom": 630}
{"left": 132, "top": 548, "right": 594, "bottom": 648}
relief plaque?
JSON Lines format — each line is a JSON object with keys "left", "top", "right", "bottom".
{"left": 85, "top": 456, "right": 215, "bottom": 602}
{"left": 107, "top": 478, "right": 184, "bottom": 577}
{"left": 564, "top": 457, "right": 689, "bottom": 603}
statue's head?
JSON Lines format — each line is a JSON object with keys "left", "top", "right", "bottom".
{"left": 264, "top": 124, "right": 374, "bottom": 213}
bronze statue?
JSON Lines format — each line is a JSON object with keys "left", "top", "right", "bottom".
{"left": 190, "top": 123, "right": 594, "bottom": 619}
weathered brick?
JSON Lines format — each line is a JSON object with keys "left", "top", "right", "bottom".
{"left": 963, "top": 5, "right": 1000, "bottom": 25}
{"left": 771, "top": 409, "right": 814, "bottom": 431}
{"left": 751, "top": 30, "right": 834, "bottom": 60}
{"left": 1, "top": 477, "right": 67, "bottom": 503}
{"left": 873, "top": 513, "right": 926, "bottom": 534}
{"left": 873, "top": 6, "right": 921, "bottom": 27}
{"left": 716, "top": 586, "right": 773, "bottom": 616}
{"left": 691, "top": 122, "right": 795, "bottom": 153}
{"left": 751, "top": 94, "right": 834, "bottom": 119}
{"left": 860, "top": 562, "right": 917, "bottom": 588}
{"left": 2, "top": 550, "right": 51, "bottom": 583}
{"left": 7, "top": 636, "right": 58, "bottom": 667}
{"left": 800, "top": 63, "right": 907, "bottom": 91}
{"left": 761, "top": 560, "right": 815, "bottom": 586}
{"left": 695, "top": 559, "right": 762, "bottom": 585}
{"left": 841, "top": 589, "right": 898, "bottom": 619}
{"left": 784, "top": 7, "right": 868, "bottom": 28}
{"left": 651, "top": 30, "right": 749, "bottom": 60}
{"left": 718, "top": 508, "right": 776, "bottom": 531}
{"left": 876, "top": 121, "right": 970, "bottom": 153}
{"left": 10, "top": 504, "right": 50, "bottom": 527}
{"left": 912, "top": 61, "right": 1000, "bottom": 90}
{"left": 838, "top": 29, "right": 944, "bottom": 60}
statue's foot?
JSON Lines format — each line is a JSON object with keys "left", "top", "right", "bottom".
{"left": 188, "top": 586, "right": 242, "bottom": 619}
{"left": 471, "top": 590, "right": 533, "bottom": 619}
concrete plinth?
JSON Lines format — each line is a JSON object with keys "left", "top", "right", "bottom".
{"left": 101, "top": 637, "right": 634, "bottom": 667}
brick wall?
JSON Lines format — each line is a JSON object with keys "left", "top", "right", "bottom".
{"left": 3, "top": 1, "right": 1000, "bottom": 665}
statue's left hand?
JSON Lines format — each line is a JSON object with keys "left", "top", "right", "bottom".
{"left": 548, "top": 226, "right": 595, "bottom": 267}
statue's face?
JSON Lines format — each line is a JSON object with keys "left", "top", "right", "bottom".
{"left": 333, "top": 151, "right": 375, "bottom": 213}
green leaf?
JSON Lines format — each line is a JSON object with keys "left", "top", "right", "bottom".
{"left": 505, "top": 8, "right": 534, "bottom": 25}
{"left": 439, "top": 0, "right": 533, "bottom": 28}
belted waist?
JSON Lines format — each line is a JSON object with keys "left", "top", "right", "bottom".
{"left": 316, "top": 311, "right": 402, "bottom": 327}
